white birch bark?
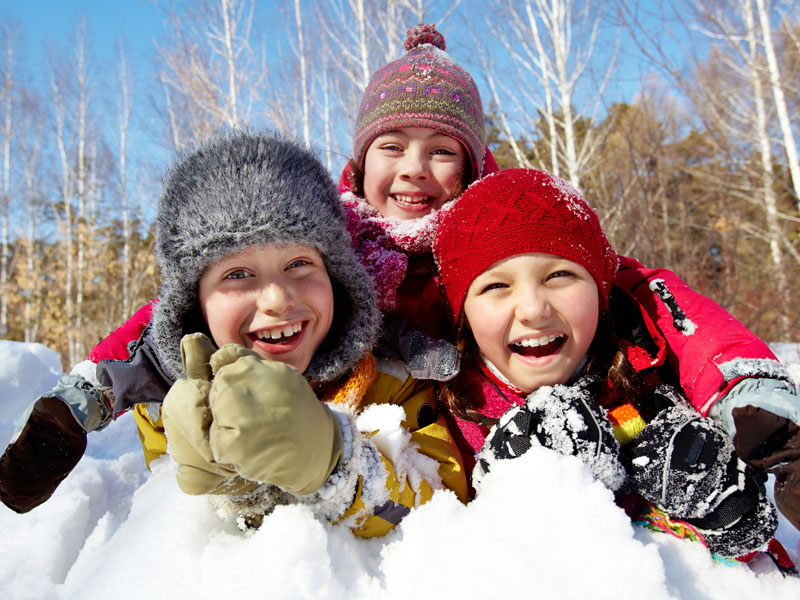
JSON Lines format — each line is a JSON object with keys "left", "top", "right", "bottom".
{"left": 0, "top": 31, "right": 12, "bottom": 338}
{"left": 294, "top": 0, "right": 310, "bottom": 145}
{"left": 755, "top": 0, "right": 800, "bottom": 211}
{"left": 116, "top": 43, "right": 132, "bottom": 318}
{"left": 50, "top": 69, "right": 76, "bottom": 364}
{"left": 743, "top": 0, "right": 793, "bottom": 337}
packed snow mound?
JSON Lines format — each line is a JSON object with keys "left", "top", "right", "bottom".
{"left": 0, "top": 340, "right": 63, "bottom": 445}
{"left": 0, "top": 340, "right": 799, "bottom": 599}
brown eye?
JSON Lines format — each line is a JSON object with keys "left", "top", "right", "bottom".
{"left": 546, "top": 270, "right": 574, "bottom": 282}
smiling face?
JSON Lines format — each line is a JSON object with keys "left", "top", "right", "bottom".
{"left": 463, "top": 253, "right": 600, "bottom": 394}
{"left": 198, "top": 243, "right": 334, "bottom": 374}
{"left": 362, "top": 127, "right": 467, "bottom": 220}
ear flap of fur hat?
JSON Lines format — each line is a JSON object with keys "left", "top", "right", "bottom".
{"left": 152, "top": 131, "right": 380, "bottom": 383}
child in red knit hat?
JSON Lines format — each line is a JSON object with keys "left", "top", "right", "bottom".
{"left": 433, "top": 168, "right": 784, "bottom": 561}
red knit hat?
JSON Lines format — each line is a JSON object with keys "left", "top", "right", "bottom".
{"left": 433, "top": 169, "right": 618, "bottom": 321}
{"left": 352, "top": 24, "right": 486, "bottom": 181}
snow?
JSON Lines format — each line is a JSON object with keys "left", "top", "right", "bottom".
{"left": 1, "top": 341, "right": 800, "bottom": 599}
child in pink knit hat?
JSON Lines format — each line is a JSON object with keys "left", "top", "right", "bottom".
{"left": 338, "top": 23, "right": 497, "bottom": 343}
{"left": 433, "top": 168, "right": 786, "bottom": 564}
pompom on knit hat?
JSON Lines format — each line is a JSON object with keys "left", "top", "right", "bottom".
{"left": 433, "top": 169, "right": 619, "bottom": 322}
{"left": 152, "top": 130, "right": 380, "bottom": 383}
{"left": 352, "top": 23, "right": 486, "bottom": 181}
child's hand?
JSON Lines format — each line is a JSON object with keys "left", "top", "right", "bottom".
{"left": 625, "top": 404, "right": 778, "bottom": 557}
{"left": 163, "top": 333, "right": 343, "bottom": 497}
{"left": 161, "top": 333, "right": 256, "bottom": 495}
{"left": 476, "top": 376, "right": 627, "bottom": 493}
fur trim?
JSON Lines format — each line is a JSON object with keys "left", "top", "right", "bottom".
{"left": 151, "top": 131, "right": 380, "bottom": 382}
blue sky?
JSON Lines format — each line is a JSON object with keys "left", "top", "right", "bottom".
{"left": 4, "top": 0, "right": 164, "bottom": 64}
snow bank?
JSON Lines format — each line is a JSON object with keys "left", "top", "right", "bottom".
{"left": 1, "top": 340, "right": 799, "bottom": 599}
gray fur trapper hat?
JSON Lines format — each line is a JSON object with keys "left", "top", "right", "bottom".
{"left": 152, "top": 130, "right": 380, "bottom": 383}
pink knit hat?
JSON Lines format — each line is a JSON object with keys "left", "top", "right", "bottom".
{"left": 433, "top": 169, "right": 619, "bottom": 321}
{"left": 352, "top": 24, "right": 486, "bottom": 181}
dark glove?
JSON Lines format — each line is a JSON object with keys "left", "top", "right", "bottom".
{"left": 626, "top": 405, "right": 777, "bottom": 557}
{"left": 477, "top": 376, "right": 627, "bottom": 492}
{"left": 732, "top": 405, "right": 800, "bottom": 531}
{"left": 0, "top": 375, "right": 111, "bottom": 512}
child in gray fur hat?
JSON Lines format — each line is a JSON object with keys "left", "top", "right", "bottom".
{"left": 0, "top": 131, "right": 468, "bottom": 535}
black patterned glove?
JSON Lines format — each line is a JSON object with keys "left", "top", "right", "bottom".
{"left": 625, "top": 404, "right": 778, "bottom": 558}
{"left": 476, "top": 376, "right": 628, "bottom": 493}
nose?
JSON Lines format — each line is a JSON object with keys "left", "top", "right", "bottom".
{"left": 256, "top": 283, "right": 295, "bottom": 315}
{"left": 399, "top": 147, "right": 430, "bottom": 180}
{"left": 514, "top": 283, "right": 551, "bottom": 323}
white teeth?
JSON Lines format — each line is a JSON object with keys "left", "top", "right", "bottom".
{"left": 394, "top": 194, "right": 429, "bottom": 205}
{"left": 255, "top": 323, "right": 302, "bottom": 340}
{"left": 514, "top": 334, "right": 563, "bottom": 348}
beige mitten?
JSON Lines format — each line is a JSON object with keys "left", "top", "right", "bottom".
{"left": 206, "top": 343, "right": 343, "bottom": 495}
{"left": 162, "top": 333, "right": 257, "bottom": 495}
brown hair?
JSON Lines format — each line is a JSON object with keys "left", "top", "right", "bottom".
{"left": 439, "top": 311, "right": 644, "bottom": 425}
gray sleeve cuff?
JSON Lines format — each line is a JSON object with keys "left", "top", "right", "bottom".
{"left": 708, "top": 378, "right": 800, "bottom": 439}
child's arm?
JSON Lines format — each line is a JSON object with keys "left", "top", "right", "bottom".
{"left": 0, "top": 308, "right": 173, "bottom": 512}
{"left": 614, "top": 256, "right": 795, "bottom": 414}
{"left": 89, "top": 302, "right": 156, "bottom": 362}
{"left": 474, "top": 376, "right": 628, "bottom": 494}
{"left": 615, "top": 256, "right": 800, "bottom": 530}
{"left": 162, "top": 334, "right": 468, "bottom": 538}
{"left": 0, "top": 368, "right": 111, "bottom": 512}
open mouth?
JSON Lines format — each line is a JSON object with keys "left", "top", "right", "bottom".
{"left": 252, "top": 322, "right": 303, "bottom": 345}
{"left": 509, "top": 334, "right": 566, "bottom": 358}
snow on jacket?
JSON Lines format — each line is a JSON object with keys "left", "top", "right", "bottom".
{"left": 614, "top": 255, "right": 792, "bottom": 415}
{"left": 130, "top": 346, "right": 468, "bottom": 538}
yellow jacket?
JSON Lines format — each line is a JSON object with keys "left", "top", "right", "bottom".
{"left": 132, "top": 355, "right": 468, "bottom": 538}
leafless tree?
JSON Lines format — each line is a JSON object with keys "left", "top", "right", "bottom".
{"left": 485, "top": 0, "right": 619, "bottom": 191}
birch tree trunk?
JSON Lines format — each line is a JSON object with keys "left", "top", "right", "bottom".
{"left": 755, "top": 0, "right": 800, "bottom": 210}
{"left": 116, "top": 43, "right": 132, "bottom": 318}
{"left": 743, "top": 0, "right": 793, "bottom": 337}
{"left": 294, "top": 0, "right": 310, "bottom": 146}
{"left": 1, "top": 30, "right": 12, "bottom": 338}
{"left": 50, "top": 69, "right": 76, "bottom": 364}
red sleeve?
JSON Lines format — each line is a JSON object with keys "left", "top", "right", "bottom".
{"left": 88, "top": 302, "right": 157, "bottom": 362}
{"left": 614, "top": 256, "right": 779, "bottom": 415}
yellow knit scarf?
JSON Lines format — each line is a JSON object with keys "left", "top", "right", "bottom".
{"left": 318, "top": 352, "right": 377, "bottom": 408}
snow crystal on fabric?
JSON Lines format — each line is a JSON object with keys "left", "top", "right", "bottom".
{"left": 648, "top": 279, "right": 697, "bottom": 335}
{"left": 718, "top": 358, "right": 795, "bottom": 385}
{"left": 525, "top": 384, "right": 627, "bottom": 492}
{"left": 356, "top": 403, "right": 443, "bottom": 502}
{"left": 309, "top": 406, "right": 389, "bottom": 525}
{"left": 341, "top": 192, "right": 451, "bottom": 311}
